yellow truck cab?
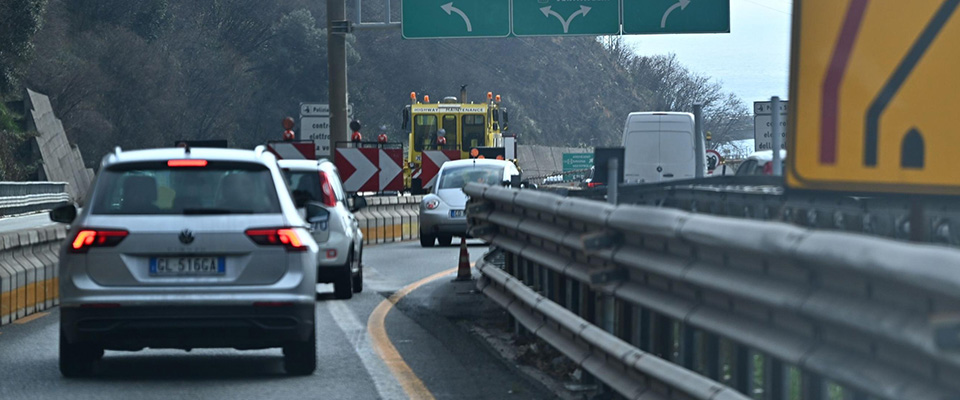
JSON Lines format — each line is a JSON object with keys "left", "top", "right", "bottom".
{"left": 402, "top": 88, "right": 508, "bottom": 192}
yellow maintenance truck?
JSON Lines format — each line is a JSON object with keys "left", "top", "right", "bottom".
{"left": 401, "top": 87, "right": 514, "bottom": 193}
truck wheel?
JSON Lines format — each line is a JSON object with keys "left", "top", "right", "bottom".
{"left": 420, "top": 232, "right": 435, "bottom": 247}
{"left": 60, "top": 331, "right": 100, "bottom": 378}
{"left": 283, "top": 328, "right": 317, "bottom": 375}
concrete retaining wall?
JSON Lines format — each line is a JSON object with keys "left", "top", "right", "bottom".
{"left": 356, "top": 195, "right": 423, "bottom": 245}
{"left": 0, "top": 224, "right": 66, "bottom": 326}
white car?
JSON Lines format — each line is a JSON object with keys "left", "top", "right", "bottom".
{"left": 278, "top": 159, "right": 365, "bottom": 299}
{"left": 419, "top": 159, "right": 519, "bottom": 247}
{"left": 736, "top": 150, "right": 787, "bottom": 176}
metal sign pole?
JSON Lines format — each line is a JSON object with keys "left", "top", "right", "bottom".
{"left": 608, "top": 157, "right": 618, "bottom": 205}
{"left": 771, "top": 96, "right": 783, "bottom": 176}
{"left": 693, "top": 104, "right": 705, "bottom": 178}
{"left": 327, "top": 0, "right": 349, "bottom": 163}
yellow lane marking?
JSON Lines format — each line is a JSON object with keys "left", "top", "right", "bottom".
{"left": 13, "top": 311, "right": 49, "bottom": 325}
{"left": 367, "top": 267, "right": 458, "bottom": 400}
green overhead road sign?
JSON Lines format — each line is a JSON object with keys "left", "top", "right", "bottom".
{"left": 402, "top": 0, "right": 510, "bottom": 39}
{"left": 512, "top": 0, "right": 620, "bottom": 36}
{"left": 563, "top": 153, "right": 594, "bottom": 181}
{"left": 622, "top": 0, "right": 730, "bottom": 34}
{"left": 401, "top": 0, "right": 730, "bottom": 39}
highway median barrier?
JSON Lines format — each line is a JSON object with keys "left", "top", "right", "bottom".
{"left": 0, "top": 224, "right": 65, "bottom": 326}
{"left": 354, "top": 195, "right": 423, "bottom": 246}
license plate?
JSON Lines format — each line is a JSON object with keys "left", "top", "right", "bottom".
{"left": 450, "top": 210, "right": 465, "bottom": 218}
{"left": 150, "top": 257, "right": 225, "bottom": 276}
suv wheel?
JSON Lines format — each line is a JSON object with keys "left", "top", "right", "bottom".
{"left": 437, "top": 235, "right": 453, "bottom": 247}
{"left": 59, "top": 331, "right": 101, "bottom": 378}
{"left": 334, "top": 253, "right": 354, "bottom": 299}
{"left": 420, "top": 232, "right": 435, "bottom": 247}
{"left": 283, "top": 328, "right": 317, "bottom": 375}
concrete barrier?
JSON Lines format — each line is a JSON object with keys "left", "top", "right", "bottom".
{"left": 355, "top": 195, "right": 423, "bottom": 245}
{"left": 0, "top": 224, "right": 65, "bottom": 326}
{"left": 0, "top": 196, "right": 424, "bottom": 325}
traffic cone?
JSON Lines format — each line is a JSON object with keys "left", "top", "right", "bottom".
{"left": 454, "top": 237, "right": 471, "bottom": 281}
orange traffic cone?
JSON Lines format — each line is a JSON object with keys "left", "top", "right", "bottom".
{"left": 454, "top": 237, "right": 471, "bottom": 281}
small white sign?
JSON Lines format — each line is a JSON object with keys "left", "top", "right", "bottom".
{"left": 754, "top": 115, "right": 788, "bottom": 151}
{"left": 299, "top": 103, "right": 354, "bottom": 158}
{"left": 301, "top": 116, "right": 331, "bottom": 158}
{"left": 300, "top": 103, "right": 353, "bottom": 117}
{"left": 754, "top": 100, "right": 789, "bottom": 115}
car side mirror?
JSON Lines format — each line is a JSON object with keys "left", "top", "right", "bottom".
{"left": 350, "top": 196, "right": 367, "bottom": 213}
{"left": 292, "top": 190, "right": 310, "bottom": 208}
{"left": 50, "top": 203, "right": 77, "bottom": 224}
{"left": 306, "top": 201, "right": 330, "bottom": 223}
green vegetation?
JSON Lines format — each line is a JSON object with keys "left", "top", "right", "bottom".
{"left": 0, "top": 102, "right": 40, "bottom": 180}
{"left": 6, "top": 0, "right": 750, "bottom": 166}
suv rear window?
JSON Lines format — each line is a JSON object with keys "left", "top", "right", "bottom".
{"left": 91, "top": 161, "right": 281, "bottom": 215}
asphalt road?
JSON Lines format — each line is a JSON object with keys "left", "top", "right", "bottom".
{"left": 0, "top": 240, "right": 553, "bottom": 400}
{"left": 0, "top": 213, "right": 56, "bottom": 233}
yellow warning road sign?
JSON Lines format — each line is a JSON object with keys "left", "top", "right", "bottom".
{"left": 788, "top": 0, "right": 960, "bottom": 195}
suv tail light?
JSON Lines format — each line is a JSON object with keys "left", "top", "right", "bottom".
{"left": 319, "top": 171, "right": 337, "bottom": 207}
{"left": 70, "top": 229, "right": 128, "bottom": 253}
{"left": 245, "top": 228, "right": 308, "bottom": 252}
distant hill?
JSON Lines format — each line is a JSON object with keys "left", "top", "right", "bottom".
{"left": 10, "top": 0, "right": 749, "bottom": 165}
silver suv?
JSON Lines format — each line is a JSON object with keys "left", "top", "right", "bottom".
{"left": 50, "top": 146, "right": 319, "bottom": 377}
{"left": 278, "top": 159, "right": 365, "bottom": 300}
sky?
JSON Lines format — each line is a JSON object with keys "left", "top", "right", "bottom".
{"left": 622, "top": 0, "right": 794, "bottom": 105}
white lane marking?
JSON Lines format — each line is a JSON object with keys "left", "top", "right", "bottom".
{"left": 325, "top": 300, "right": 408, "bottom": 400}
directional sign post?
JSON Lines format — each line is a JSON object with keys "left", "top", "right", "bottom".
{"left": 512, "top": 0, "right": 620, "bottom": 36}
{"left": 402, "top": 0, "right": 510, "bottom": 39}
{"left": 623, "top": 0, "right": 730, "bottom": 34}
{"left": 788, "top": 1, "right": 960, "bottom": 195}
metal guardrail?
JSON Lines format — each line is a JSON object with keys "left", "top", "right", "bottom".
{"left": 0, "top": 182, "right": 71, "bottom": 217}
{"left": 465, "top": 183, "right": 960, "bottom": 400}
{"left": 555, "top": 176, "right": 960, "bottom": 246}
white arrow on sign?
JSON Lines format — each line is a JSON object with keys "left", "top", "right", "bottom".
{"left": 540, "top": 5, "right": 591, "bottom": 34}
{"left": 379, "top": 149, "right": 402, "bottom": 190}
{"left": 661, "top": 0, "right": 691, "bottom": 29}
{"left": 340, "top": 149, "right": 378, "bottom": 191}
{"left": 441, "top": 2, "right": 473, "bottom": 32}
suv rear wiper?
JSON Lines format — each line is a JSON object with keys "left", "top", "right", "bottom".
{"left": 182, "top": 208, "right": 254, "bottom": 215}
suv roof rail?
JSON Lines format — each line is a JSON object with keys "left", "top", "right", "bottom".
{"left": 254, "top": 145, "right": 267, "bottom": 158}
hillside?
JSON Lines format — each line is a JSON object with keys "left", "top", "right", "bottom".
{"left": 6, "top": 0, "right": 751, "bottom": 167}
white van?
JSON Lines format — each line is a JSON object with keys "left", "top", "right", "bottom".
{"left": 621, "top": 112, "right": 705, "bottom": 184}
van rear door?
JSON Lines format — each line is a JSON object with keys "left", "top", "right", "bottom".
{"left": 622, "top": 116, "right": 660, "bottom": 183}
{"left": 657, "top": 114, "right": 696, "bottom": 181}
{"left": 622, "top": 113, "right": 696, "bottom": 183}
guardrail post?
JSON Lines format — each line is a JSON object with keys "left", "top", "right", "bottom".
{"left": 682, "top": 325, "right": 696, "bottom": 370}
{"left": 764, "top": 356, "right": 785, "bottom": 400}
{"left": 801, "top": 372, "right": 824, "bottom": 400}
{"left": 733, "top": 345, "right": 752, "bottom": 395}
{"left": 703, "top": 333, "right": 720, "bottom": 381}
{"left": 638, "top": 308, "right": 651, "bottom": 353}
{"left": 653, "top": 314, "right": 673, "bottom": 361}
